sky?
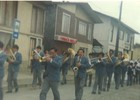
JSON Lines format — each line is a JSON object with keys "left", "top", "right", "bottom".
{"left": 52, "top": 0, "right": 140, "bottom": 44}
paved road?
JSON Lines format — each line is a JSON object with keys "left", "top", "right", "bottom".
{"left": 4, "top": 82, "right": 140, "bottom": 100}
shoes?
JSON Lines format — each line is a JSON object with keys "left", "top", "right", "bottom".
{"left": 6, "top": 91, "right": 12, "bottom": 93}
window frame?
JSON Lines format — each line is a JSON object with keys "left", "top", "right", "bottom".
{"left": 61, "top": 12, "right": 71, "bottom": 34}
{"left": 78, "top": 21, "right": 87, "bottom": 36}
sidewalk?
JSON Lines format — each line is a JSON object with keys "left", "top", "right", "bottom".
{"left": 2, "top": 69, "right": 75, "bottom": 89}
{"left": 3, "top": 72, "right": 33, "bottom": 89}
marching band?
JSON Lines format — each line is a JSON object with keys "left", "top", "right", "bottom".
{"left": 0, "top": 42, "right": 140, "bottom": 100}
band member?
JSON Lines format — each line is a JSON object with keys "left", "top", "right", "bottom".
{"left": 61, "top": 52, "right": 71, "bottom": 85}
{"left": 0, "top": 41, "right": 7, "bottom": 100}
{"left": 72, "top": 49, "right": 90, "bottom": 100}
{"left": 134, "top": 61, "right": 139, "bottom": 84}
{"left": 85, "top": 53, "right": 93, "bottom": 87}
{"left": 127, "top": 61, "right": 133, "bottom": 86}
{"left": 32, "top": 46, "right": 44, "bottom": 87}
{"left": 40, "top": 47, "right": 61, "bottom": 100}
{"left": 105, "top": 50, "right": 116, "bottom": 91}
{"left": 92, "top": 52, "right": 106, "bottom": 94}
{"left": 6, "top": 44, "right": 22, "bottom": 93}
{"left": 136, "top": 61, "right": 140, "bottom": 84}
{"left": 114, "top": 53, "right": 123, "bottom": 90}
{"left": 132, "top": 61, "right": 136, "bottom": 84}
{"left": 120, "top": 61, "right": 128, "bottom": 87}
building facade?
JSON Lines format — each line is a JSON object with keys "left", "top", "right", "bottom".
{"left": 93, "top": 12, "right": 138, "bottom": 58}
{"left": 0, "top": 1, "right": 46, "bottom": 70}
{"left": 44, "top": 3, "right": 101, "bottom": 56}
{"left": 133, "top": 44, "right": 140, "bottom": 60}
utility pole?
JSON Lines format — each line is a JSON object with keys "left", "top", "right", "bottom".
{"left": 115, "top": 1, "right": 123, "bottom": 57}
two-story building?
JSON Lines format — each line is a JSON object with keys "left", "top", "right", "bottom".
{"left": 0, "top": 1, "right": 102, "bottom": 71}
{"left": 0, "top": 1, "right": 47, "bottom": 70}
{"left": 44, "top": 2, "right": 101, "bottom": 55}
{"left": 93, "top": 11, "right": 139, "bottom": 58}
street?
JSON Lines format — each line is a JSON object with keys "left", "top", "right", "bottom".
{"left": 4, "top": 82, "right": 140, "bottom": 100}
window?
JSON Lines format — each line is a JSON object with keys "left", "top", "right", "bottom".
{"left": 126, "top": 34, "right": 130, "bottom": 43}
{"left": 61, "top": 13, "right": 71, "bottom": 34}
{"left": 31, "top": 6, "right": 44, "bottom": 34}
{"left": 0, "top": 1, "right": 17, "bottom": 27}
{"left": 78, "top": 21, "right": 87, "bottom": 36}
{"left": 119, "top": 31, "right": 124, "bottom": 40}
{"left": 74, "top": 18, "right": 77, "bottom": 36}
{"left": 88, "top": 24, "right": 92, "bottom": 41}
{"left": 110, "top": 25, "right": 114, "bottom": 42}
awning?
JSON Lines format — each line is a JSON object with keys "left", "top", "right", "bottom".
{"left": 93, "top": 39, "right": 102, "bottom": 47}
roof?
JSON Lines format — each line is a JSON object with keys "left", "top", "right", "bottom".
{"left": 93, "top": 11, "right": 140, "bottom": 34}
{"left": 93, "top": 39, "right": 103, "bottom": 47}
{"left": 42, "top": 1, "right": 102, "bottom": 23}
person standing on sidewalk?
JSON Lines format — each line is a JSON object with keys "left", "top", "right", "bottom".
{"left": 40, "top": 47, "right": 62, "bottom": 100}
{"left": 0, "top": 41, "right": 7, "bottom": 100}
{"left": 72, "top": 49, "right": 90, "bottom": 100}
{"left": 6, "top": 44, "right": 22, "bottom": 93}
{"left": 32, "top": 46, "right": 44, "bottom": 87}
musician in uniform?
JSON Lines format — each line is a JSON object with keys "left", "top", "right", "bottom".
{"left": 40, "top": 47, "right": 61, "bottom": 100}
{"left": 6, "top": 44, "right": 22, "bottom": 93}
{"left": 92, "top": 52, "right": 106, "bottom": 94}
{"left": 104, "top": 50, "right": 116, "bottom": 91}
{"left": 127, "top": 61, "right": 133, "bottom": 86}
{"left": 61, "top": 52, "right": 71, "bottom": 85}
{"left": 85, "top": 53, "right": 93, "bottom": 87}
{"left": 32, "top": 46, "right": 44, "bottom": 87}
{"left": 72, "top": 49, "right": 90, "bottom": 100}
{"left": 136, "top": 61, "right": 140, "bottom": 84}
{"left": 114, "top": 53, "right": 123, "bottom": 90}
{"left": 0, "top": 41, "right": 7, "bottom": 100}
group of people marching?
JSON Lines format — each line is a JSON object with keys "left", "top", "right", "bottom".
{"left": 0, "top": 41, "right": 22, "bottom": 100}
{"left": 0, "top": 39, "right": 140, "bottom": 100}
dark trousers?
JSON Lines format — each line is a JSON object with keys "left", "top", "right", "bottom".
{"left": 120, "top": 72, "right": 126, "bottom": 87}
{"left": 102, "top": 74, "right": 107, "bottom": 91}
{"left": 127, "top": 74, "right": 133, "bottom": 86}
{"left": 7, "top": 70, "right": 19, "bottom": 91}
{"left": 92, "top": 74, "right": 103, "bottom": 93}
{"left": 106, "top": 72, "right": 113, "bottom": 91}
{"left": 85, "top": 73, "right": 92, "bottom": 87}
{"left": 32, "top": 68, "right": 42, "bottom": 86}
{"left": 114, "top": 72, "right": 121, "bottom": 89}
{"left": 61, "top": 67, "right": 68, "bottom": 84}
{"left": 40, "top": 77, "right": 60, "bottom": 100}
{"left": 136, "top": 71, "right": 140, "bottom": 84}
{"left": 74, "top": 76, "right": 85, "bottom": 100}
{"left": 0, "top": 77, "right": 3, "bottom": 100}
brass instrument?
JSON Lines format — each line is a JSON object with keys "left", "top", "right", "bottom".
{"left": 115, "top": 53, "right": 130, "bottom": 66}
{"left": 7, "top": 48, "right": 16, "bottom": 62}
{"left": 33, "top": 49, "right": 45, "bottom": 62}
{"left": 73, "top": 56, "right": 81, "bottom": 72}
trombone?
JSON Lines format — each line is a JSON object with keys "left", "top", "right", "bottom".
{"left": 7, "top": 48, "right": 16, "bottom": 62}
